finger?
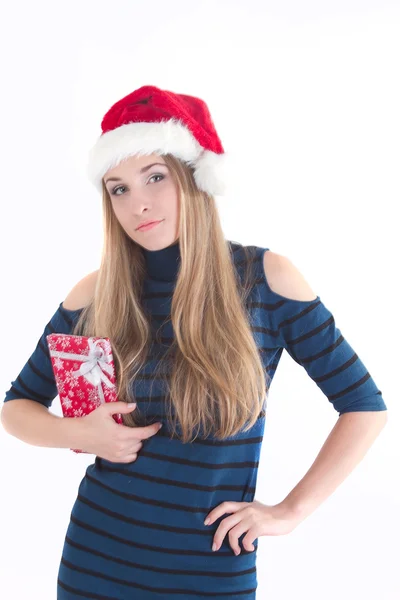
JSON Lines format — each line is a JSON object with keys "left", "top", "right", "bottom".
{"left": 135, "top": 423, "right": 163, "bottom": 440}
{"left": 228, "top": 521, "right": 254, "bottom": 555}
{"left": 242, "top": 532, "right": 256, "bottom": 552}
{"left": 238, "top": 524, "right": 258, "bottom": 552}
{"left": 120, "top": 423, "right": 161, "bottom": 443}
{"left": 121, "top": 452, "right": 138, "bottom": 463}
{"left": 204, "top": 501, "right": 246, "bottom": 526}
{"left": 124, "top": 441, "right": 142, "bottom": 453}
{"left": 105, "top": 401, "right": 137, "bottom": 413}
{"left": 212, "top": 513, "right": 243, "bottom": 552}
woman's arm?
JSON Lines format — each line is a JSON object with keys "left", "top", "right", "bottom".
{"left": 1, "top": 399, "right": 86, "bottom": 449}
{"left": 280, "top": 410, "right": 388, "bottom": 521}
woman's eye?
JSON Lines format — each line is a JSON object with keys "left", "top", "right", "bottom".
{"left": 112, "top": 185, "right": 126, "bottom": 195}
{"left": 111, "top": 174, "right": 164, "bottom": 196}
{"left": 149, "top": 174, "right": 164, "bottom": 184}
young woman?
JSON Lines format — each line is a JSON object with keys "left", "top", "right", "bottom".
{"left": 1, "top": 85, "right": 387, "bottom": 599}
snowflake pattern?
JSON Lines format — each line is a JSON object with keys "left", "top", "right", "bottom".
{"left": 56, "top": 379, "right": 66, "bottom": 396}
{"left": 54, "top": 357, "right": 64, "bottom": 371}
{"left": 63, "top": 369, "right": 80, "bottom": 389}
{"left": 88, "top": 387, "right": 100, "bottom": 404}
{"left": 59, "top": 336, "right": 73, "bottom": 351}
{"left": 63, "top": 397, "right": 73, "bottom": 410}
{"left": 72, "top": 406, "right": 85, "bottom": 417}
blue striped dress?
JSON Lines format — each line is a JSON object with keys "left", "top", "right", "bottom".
{"left": 3, "top": 241, "right": 387, "bottom": 599}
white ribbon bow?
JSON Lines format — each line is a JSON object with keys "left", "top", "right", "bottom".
{"left": 50, "top": 338, "right": 115, "bottom": 404}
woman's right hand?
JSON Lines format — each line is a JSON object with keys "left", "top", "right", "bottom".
{"left": 77, "top": 402, "right": 162, "bottom": 463}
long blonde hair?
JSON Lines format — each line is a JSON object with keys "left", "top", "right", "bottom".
{"left": 72, "top": 154, "right": 269, "bottom": 443}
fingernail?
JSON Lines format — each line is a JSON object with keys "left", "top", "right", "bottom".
{"left": 204, "top": 518, "right": 210, "bottom": 525}
{"left": 212, "top": 543, "right": 217, "bottom": 551}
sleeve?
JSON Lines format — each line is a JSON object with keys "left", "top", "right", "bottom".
{"left": 269, "top": 291, "right": 387, "bottom": 415}
{"left": 2, "top": 302, "right": 84, "bottom": 409}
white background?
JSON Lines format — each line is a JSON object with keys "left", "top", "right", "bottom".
{"left": 0, "top": 1, "right": 399, "bottom": 598}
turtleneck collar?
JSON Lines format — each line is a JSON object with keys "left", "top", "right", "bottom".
{"left": 142, "top": 240, "right": 181, "bottom": 282}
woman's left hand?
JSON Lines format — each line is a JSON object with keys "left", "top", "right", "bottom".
{"left": 204, "top": 499, "right": 303, "bottom": 555}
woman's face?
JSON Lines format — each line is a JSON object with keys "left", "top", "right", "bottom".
{"left": 103, "top": 153, "right": 180, "bottom": 250}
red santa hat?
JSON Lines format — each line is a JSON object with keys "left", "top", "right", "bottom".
{"left": 87, "top": 85, "right": 227, "bottom": 196}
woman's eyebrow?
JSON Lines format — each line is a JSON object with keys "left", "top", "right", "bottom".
{"left": 104, "top": 162, "right": 167, "bottom": 184}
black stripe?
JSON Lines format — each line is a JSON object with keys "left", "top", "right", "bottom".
{"left": 77, "top": 491, "right": 255, "bottom": 531}
{"left": 5, "top": 384, "right": 47, "bottom": 403}
{"left": 64, "top": 534, "right": 255, "bottom": 577}
{"left": 14, "top": 375, "right": 53, "bottom": 404}
{"left": 60, "top": 558, "right": 257, "bottom": 597}
{"left": 287, "top": 334, "right": 344, "bottom": 366}
{"left": 57, "top": 577, "right": 120, "bottom": 599}
{"left": 329, "top": 372, "right": 372, "bottom": 401}
{"left": 93, "top": 464, "right": 256, "bottom": 494}
{"left": 5, "top": 384, "right": 28, "bottom": 399}
{"left": 139, "top": 330, "right": 280, "bottom": 347}
{"left": 128, "top": 354, "right": 274, "bottom": 378}
{"left": 251, "top": 324, "right": 280, "bottom": 340}
{"left": 70, "top": 512, "right": 258, "bottom": 556}
{"left": 298, "top": 335, "right": 345, "bottom": 364}
{"left": 282, "top": 314, "right": 332, "bottom": 346}
{"left": 45, "top": 320, "right": 57, "bottom": 333}
{"left": 312, "top": 353, "right": 360, "bottom": 383}
{"left": 71, "top": 512, "right": 167, "bottom": 551}
{"left": 125, "top": 408, "right": 265, "bottom": 428}
{"left": 27, "top": 357, "right": 55, "bottom": 385}
{"left": 136, "top": 448, "right": 259, "bottom": 469}
{"left": 58, "top": 305, "right": 77, "bottom": 328}
{"left": 136, "top": 316, "right": 289, "bottom": 344}
{"left": 143, "top": 290, "right": 176, "bottom": 299}
{"left": 122, "top": 425, "right": 264, "bottom": 446}
{"left": 85, "top": 471, "right": 252, "bottom": 516}
{"left": 248, "top": 298, "right": 287, "bottom": 311}
{"left": 38, "top": 337, "right": 51, "bottom": 358}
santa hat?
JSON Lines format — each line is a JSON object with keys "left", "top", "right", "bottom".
{"left": 87, "top": 85, "right": 227, "bottom": 196}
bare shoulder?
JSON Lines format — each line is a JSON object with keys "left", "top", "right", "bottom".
{"left": 262, "top": 250, "right": 317, "bottom": 301}
{"left": 62, "top": 270, "right": 99, "bottom": 311}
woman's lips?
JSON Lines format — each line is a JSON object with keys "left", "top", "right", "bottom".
{"left": 137, "top": 220, "right": 162, "bottom": 232}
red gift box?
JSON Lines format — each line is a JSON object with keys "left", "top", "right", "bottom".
{"left": 46, "top": 333, "right": 123, "bottom": 453}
